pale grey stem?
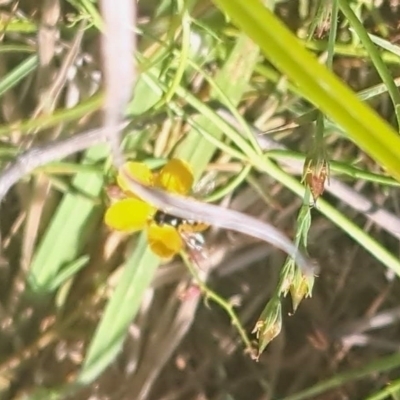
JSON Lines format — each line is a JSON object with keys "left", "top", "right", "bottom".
{"left": 334, "top": 306, "right": 400, "bottom": 338}
{"left": 217, "top": 108, "right": 400, "bottom": 240}
{"left": 0, "top": 123, "right": 127, "bottom": 201}
{"left": 340, "top": 334, "right": 400, "bottom": 351}
{"left": 119, "top": 167, "right": 317, "bottom": 276}
{"left": 99, "top": 0, "right": 136, "bottom": 168}
{"left": 1, "top": 105, "right": 399, "bottom": 244}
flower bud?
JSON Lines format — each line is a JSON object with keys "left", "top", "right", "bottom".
{"left": 252, "top": 296, "right": 282, "bottom": 358}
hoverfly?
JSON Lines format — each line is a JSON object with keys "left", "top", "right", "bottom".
{"left": 153, "top": 209, "right": 209, "bottom": 260}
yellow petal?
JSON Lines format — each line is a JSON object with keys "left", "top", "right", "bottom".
{"left": 117, "top": 161, "right": 154, "bottom": 193}
{"left": 155, "top": 158, "right": 194, "bottom": 195}
{"left": 147, "top": 223, "right": 183, "bottom": 258}
{"left": 104, "top": 198, "right": 154, "bottom": 232}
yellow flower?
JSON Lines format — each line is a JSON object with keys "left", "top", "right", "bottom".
{"left": 104, "top": 158, "right": 194, "bottom": 258}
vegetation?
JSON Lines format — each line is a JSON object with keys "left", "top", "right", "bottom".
{"left": 1, "top": 0, "right": 400, "bottom": 398}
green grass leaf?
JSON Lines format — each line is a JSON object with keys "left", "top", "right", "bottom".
{"left": 78, "top": 233, "right": 159, "bottom": 384}
{"left": 210, "top": 0, "right": 400, "bottom": 181}
{"left": 28, "top": 145, "right": 108, "bottom": 292}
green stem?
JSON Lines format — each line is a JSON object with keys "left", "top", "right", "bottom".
{"left": 181, "top": 252, "right": 254, "bottom": 354}
{"left": 338, "top": 0, "right": 400, "bottom": 129}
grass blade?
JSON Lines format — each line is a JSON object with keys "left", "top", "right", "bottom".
{"left": 28, "top": 145, "right": 107, "bottom": 291}
{"left": 0, "top": 55, "right": 38, "bottom": 97}
{"left": 210, "top": 0, "right": 400, "bottom": 181}
{"left": 78, "top": 233, "right": 159, "bottom": 384}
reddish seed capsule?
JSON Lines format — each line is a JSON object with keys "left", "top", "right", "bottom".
{"left": 303, "top": 158, "right": 329, "bottom": 202}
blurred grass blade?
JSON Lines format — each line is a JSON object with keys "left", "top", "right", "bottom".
{"left": 338, "top": 0, "right": 400, "bottom": 127}
{"left": 67, "top": 0, "right": 103, "bottom": 30}
{"left": 204, "top": 164, "right": 252, "bottom": 202}
{"left": 0, "top": 55, "right": 38, "bottom": 97}
{"left": 158, "top": 0, "right": 191, "bottom": 105}
{"left": 365, "top": 378, "right": 400, "bottom": 400}
{"left": 28, "top": 145, "right": 107, "bottom": 292}
{"left": 281, "top": 353, "right": 400, "bottom": 400}
{"left": 359, "top": 30, "right": 400, "bottom": 58}
{"left": 78, "top": 233, "right": 159, "bottom": 384}
{"left": 210, "top": 0, "right": 400, "bottom": 181}
{"left": 0, "top": 93, "right": 103, "bottom": 137}
{"left": 48, "top": 255, "right": 90, "bottom": 292}
{"left": 174, "top": 33, "right": 260, "bottom": 177}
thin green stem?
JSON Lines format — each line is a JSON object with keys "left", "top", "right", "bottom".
{"left": 181, "top": 252, "right": 254, "bottom": 354}
{"left": 204, "top": 164, "right": 252, "bottom": 202}
{"left": 338, "top": 0, "right": 400, "bottom": 129}
{"left": 366, "top": 378, "right": 400, "bottom": 400}
{"left": 280, "top": 353, "right": 400, "bottom": 400}
{"left": 267, "top": 149, "right": 400, "bottom": 187}
{"left": 326, "top": 0, "right": 339, "bottom": 70}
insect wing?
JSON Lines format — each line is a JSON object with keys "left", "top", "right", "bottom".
{"left": 183, "top": 231, "right": 205, "bottom": 252}
{"left": 180, "top": 231, "right": 208, "bottom": 268}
